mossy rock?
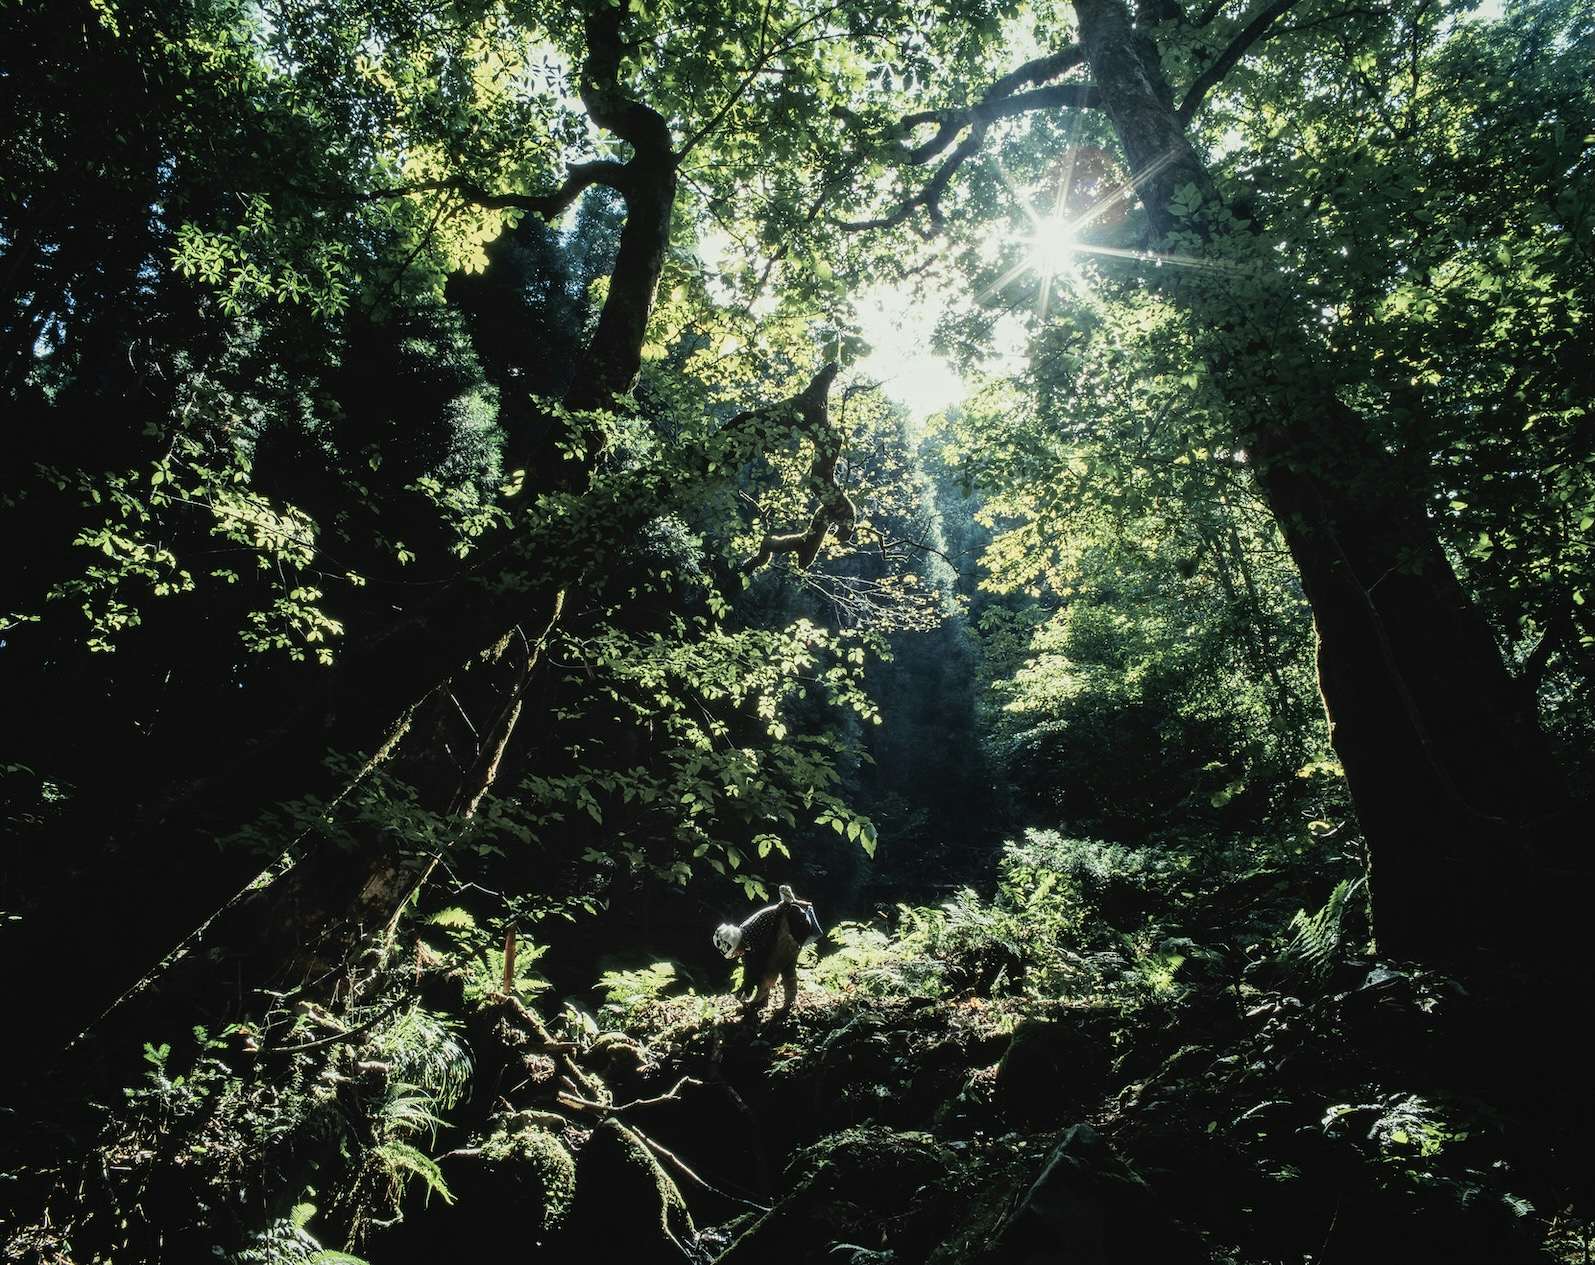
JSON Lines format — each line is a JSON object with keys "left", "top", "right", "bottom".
{"left": 370, "top": 1119, "right": 576, "bottom": 1260}
{"left": 803, "top": 1015, "right": 925, "bottom": 1132}
{"left": 783, "top": 1125, "right": 955, "bottom": 1195}
{"left": 562, "top": 1119, "right": 698, "bottom": 1262}
{"left": 993, "top": 1018, "right": 1111, "bottom": 1124}
{"left": 477, "top": 1121, "right": 578, "bottom": 1237}
{"left": 717, "top": 1126, "right": 959, "bottom": 1265}
{"left": 585, "top": 1031, "right": 652, "bottom": 1088}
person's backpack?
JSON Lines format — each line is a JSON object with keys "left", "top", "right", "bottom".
{"left": 797, "top": 901, "right": 823, "bottom": 946}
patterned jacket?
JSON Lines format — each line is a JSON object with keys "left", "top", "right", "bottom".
{"left": 735, "top": 898, "right": 821, "bottom": 977}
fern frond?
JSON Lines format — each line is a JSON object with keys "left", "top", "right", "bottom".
{"left": 224, "top": 1216, "right": 327, "bottom": 1264}
{"left": 378, "top": 1083, "right": 449, "bottom": 1141}
{"left": 373, "top": 1139, "right": 455, "bottom": 1206}
{"left": 369, "top": 1006, "right": 472, "bottom": 1109}
{"left": 1281, "top": 877, "right": 1364, "bottom": 980}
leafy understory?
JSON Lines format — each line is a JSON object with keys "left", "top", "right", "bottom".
{"left": 3, "top": 0, "right": 1591, "bottom": 1260}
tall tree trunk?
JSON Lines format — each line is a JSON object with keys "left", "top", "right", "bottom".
{"left": 1073, "top": 0, "right": 1568, "bottom": 965}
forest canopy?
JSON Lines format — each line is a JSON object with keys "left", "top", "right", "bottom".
{"left": 2, "top": 0, "right": 1593, "bottom": 1260}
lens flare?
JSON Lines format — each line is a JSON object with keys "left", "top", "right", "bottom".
{"left": 1025, "top": 217, "right": 1080, "bottom": 282}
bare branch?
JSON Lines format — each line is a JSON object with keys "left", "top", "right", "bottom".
{"left": 1178, "top": 0, "right": 1304, "bottom": 123}
{"left": 360, "top": 161, "right": 628, "bottom": 220}
{"left": 856, "top": 522, "right": 961, "bottom": 568}
{"left": 632, "top": 1126, "right": 774, "bottom": 1213}
{"left": 265, "top": 995, "right": 407, "bottom": 1055}
{"left": 497, "top": 993, "right": 607, "bottom": 1101}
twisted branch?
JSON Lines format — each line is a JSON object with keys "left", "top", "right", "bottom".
{"left": 1177, "top": 0, "right": 1304, "bottom": 122}
{"left": 727, "top": 363, "right": 857, "bottom": 572}
{"left": 359, "top": 161, "right": 628, "bottom": 219}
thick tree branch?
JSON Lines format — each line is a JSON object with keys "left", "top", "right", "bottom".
{"left": 840, "top": 121, "right": 990, "bottom": 232}
{"left": 579, "top": 3, "right": 674, "bottom": 157}
{"left": 1136, "top": 0, "right": 1190, "bottom": 21}
{"left": 839, "top": 45, "right": 1099, "bottom": 234}
{"left": 898, "top": 82, "right": 1105, "bottom": 162}
{"left": 1177, "top": 0, "right": 1303, "bottom": 123}
{"left": 981, "top": 45, "right": 1090, "bottom": 100}
{"left": 890, "top": 48, "right": 1090, "bottom": 148}
{"left": 559, "top": 5, "right": 678, "bottom": 418}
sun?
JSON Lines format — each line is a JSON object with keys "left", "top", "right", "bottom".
{"left": 1025, "top": 216, "right": 1080, "bottom": 283}
{"left": 983, "top": 146, "right": 1240, "bottom": 318}
{"left": 1005, "top": 214, "right": 1084, "bottom": 318}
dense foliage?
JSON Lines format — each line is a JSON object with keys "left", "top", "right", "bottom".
{"left": 2, "top": 0, "right": 1592, "bottom": 1259}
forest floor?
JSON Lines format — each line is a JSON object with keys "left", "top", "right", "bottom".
{"left": 7, "top": 835, "right": 1594, "bottom": 1264}
{"left": 573, "top": 957, "right": 1590, "bottom": 1265}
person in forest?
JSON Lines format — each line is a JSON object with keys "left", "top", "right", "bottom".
{"left": 713, "top": 885, "right": 823, "bottom": 1020}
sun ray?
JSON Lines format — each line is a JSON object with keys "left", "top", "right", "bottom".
{"left": 1069, "top": 241, "right": 1244, "bottom": 273}
{"left": 982, "top": 145, "right": 1246, "bottom": 313}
